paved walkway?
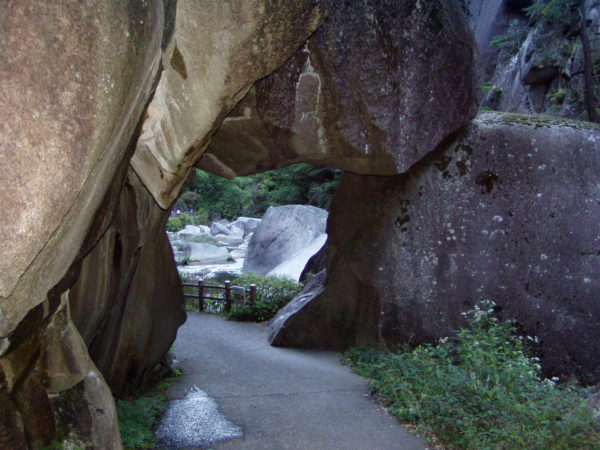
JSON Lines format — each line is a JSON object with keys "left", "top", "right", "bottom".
{"left": 163, "top": 312, "right": 425, "bottom": 449}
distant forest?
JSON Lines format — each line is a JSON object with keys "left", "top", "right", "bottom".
{"left": 173, "top": 164, "right": 342, "bottom": 221}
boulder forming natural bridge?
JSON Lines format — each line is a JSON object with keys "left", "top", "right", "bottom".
{"left": 1, "top": 1, "right": 599, "bottom": 448}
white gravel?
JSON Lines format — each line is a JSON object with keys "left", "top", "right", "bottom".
{"left": 155, "top": 387, "right": 243, "bottom": 448}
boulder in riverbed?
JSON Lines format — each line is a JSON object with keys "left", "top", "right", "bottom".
{"left": 243, "top": 205, "right": 327, "bottom": 275}
{"left": 188, "top": 243, "right": 231, "bottom": 265}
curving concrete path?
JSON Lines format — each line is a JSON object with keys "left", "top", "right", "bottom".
{"left": 161, "top": 312, "right": 425, "bottom": 449}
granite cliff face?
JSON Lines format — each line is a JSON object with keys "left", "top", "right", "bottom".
{"left": 468, "top": 0, "right": 600, "bottom": 120}
{"left": 0, "top": 0, "right": 327, "bottom": 446}
{"left": 0, "top": 1, "right": 164, "bottom": 447}
{"left": 270, "top": 112, "right": 600, "bottom": 382}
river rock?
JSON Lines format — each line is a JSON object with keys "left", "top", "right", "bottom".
{"left": 230, "top": 249, "right": 246, "bottom": 260}
{"left": 199, "top": 0, "right": 478, "bottom": 177}
{"left": 244, "top": 206, "right": 328, "bottom": 275}
{"left": 172, "top": 240, "right": 192, "bottom": 264}
{"left": 271, "top": 112, "right": 600, "bottom": 382}
{"left": 215, "top": 235, "right": 246, "bottom": 247}
{"left": 188, "top": 243, "right": 231, "bottom": 265}
{"left": 177, "top": 224, "right": 211, "bottom": 240}
{"left": 268, "top": 234, "right": 328, "bottom": 282}
{"left": 210, "top": 222, "right": 232, "bottom": 236}
{"left": 230, "top": 217, "right": 262, "bottom": 235}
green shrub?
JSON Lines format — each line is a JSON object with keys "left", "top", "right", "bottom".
{"left": 342, "top": 301, "right": 600, "bottom": 449}
{"left": 225, "top": 273, "right": 302, "bottom": 322}
{"left": 166, "top": 212, "right": 203, "bottom": 232}
{"left": 166, "top": 216, "right": 183, "bottom": 232}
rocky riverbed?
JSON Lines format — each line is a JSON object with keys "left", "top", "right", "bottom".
{"left": 169, "top": 205, "right": 328, "bottom": 282}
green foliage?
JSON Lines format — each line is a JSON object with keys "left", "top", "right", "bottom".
{"left": 524, "top": 0, "right": 579, "bottom": 26}
{"left": 225, "top": 273, "right": 302, "bottom": 322}
{"left": 116, "top": 396, "right": 166, "bottom": 449}
{"left": 342, "top": 301, "right": 600, "bottom": 450}
{"left": 482, "top": 83, "right": 502, "bottom": 95}
{"left": 490, "top": 19, "right": 528, "bottom": 59}
{"left": 548, "top": 89, "right": 567, "bottom": 104}
{"left": 189, "top": 171, "right": 253, "bottom": 220}
{"left": 41, "top": 431, "right": 84, "bottom": 450}
{"left": 166, "top": 216, "right": 183, "bottom": 232}
{"left": 116, "top": 371, "right": 181, "bottom": 449}
{"left": 175, "top": 164, "right": 342, "bottom": 221}
{"left": 166, "top": 212, "right": 202, "bottom": 232}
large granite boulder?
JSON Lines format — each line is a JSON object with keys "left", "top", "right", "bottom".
{"left": 131, "top": 0, "right": 327, "bottom": 208}
{"left": 188, "top": 242, "right": 231, "bottom": 265}
{"left": 269, "top": 270, "right": 327, "bottom": 346}
{"left": 230, "top": 217, "right": 262, "bottom": 236}
{"left": 68, "top": 170, "right": 186, "bottom": 395}
{"left": 244, "top": 205, "right": 328, "bottom": 275}
{"left": 0, "top": 1, "right": 163, "bottom": 447}
{"left": 268, "top": 234, "right": 328, "bottom": 282}
{"left": 199, "top": 0, "right": 478, "bottom": 177}
{"left": 271, "top": 112, "right": 600, "bottom": 382}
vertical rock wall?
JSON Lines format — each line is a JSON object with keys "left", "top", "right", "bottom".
{"left": 271, "top": 112, "right": 600, "bottom": 383}
{"left": 0, "top": 1, "right": 164, "bottom": 447}
{"left": 69, "top": 170, "right": 186, "bottom": 396}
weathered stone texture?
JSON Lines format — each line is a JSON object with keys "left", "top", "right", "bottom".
{"left": 69, "top": 170, "right": 186, "bottom": 395}
{"left": 199, "top": 0, "right": 479, "bottom": 177}
{"left": 131, "top": 0, "right": 327, "bottom": 208}
{"left": 271, "top": 112, "right": 600, "bottom": 382}
{"left": 0, "top": 0, "right": 163, "bottom": 338}
{"left": 0, "top": 1, "right": 162, "bottom": 447}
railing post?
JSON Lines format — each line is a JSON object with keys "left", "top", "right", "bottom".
{"left": 249, "top": 284, "right": 257, "bottom": 305}
{"left": 224, "top": 280, "right": 232, "bottom": 313}
{"left": 198, "top": 278, "right": 205, "bottom": 312}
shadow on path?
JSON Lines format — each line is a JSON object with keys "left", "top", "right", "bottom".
{"left": 158, "top": 312, "right": 425, "bottom": 449}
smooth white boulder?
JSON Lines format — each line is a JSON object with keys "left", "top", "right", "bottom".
{"left": 244, "top": 205, "right": 328, "bottom": 275}
{"left": 268, "top": 234, "right": 327, "bottom": 281}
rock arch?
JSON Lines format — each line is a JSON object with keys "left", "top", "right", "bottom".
{"left": 2, "top": 1, "right": 599, "bottom": 448}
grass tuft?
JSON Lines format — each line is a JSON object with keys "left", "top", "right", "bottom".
{"left": 116, "top": 370, "right": 182, "bottom": 449}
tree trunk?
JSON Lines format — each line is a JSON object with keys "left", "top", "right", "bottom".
{"left": 580, "top": 3, "right": 598, "bottom": 123}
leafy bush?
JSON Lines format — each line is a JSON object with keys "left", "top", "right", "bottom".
{"left": 166, "top": 212, "right": 201, "bottom": 232}
{"left": 225, "top": 273, "right": 302, "bottom": 322}
{"left": 166, "top": 216, "right": 183, "bottom": 232}
{"left": 342, "top": 301, "right": 600, "bottom": 449}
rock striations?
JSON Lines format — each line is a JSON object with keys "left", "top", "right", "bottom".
{"left": 1, "top": 0, "right": 598, "bottom": 447}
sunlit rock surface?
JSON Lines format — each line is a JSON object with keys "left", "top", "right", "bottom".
{"left": 131, "top": 0, "right": 327, "bottom": 208}
{"left": 0, "top": 1, "right": 163, "bottom": 447}
{"left": 271, "top": 112, "right": 600, "bottom": 382}
{"left": 244, "top": 205, "right": 328, "bottom": 277}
